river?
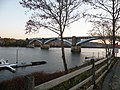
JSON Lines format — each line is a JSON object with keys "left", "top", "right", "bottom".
{"left": 0, "top": 47, "right": 116, "bottom": 82}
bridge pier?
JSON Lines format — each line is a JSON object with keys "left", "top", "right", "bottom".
{"left": 71, "top": 46, "right": 81, "bottom": 53}
{"left": 41, "top": 44, "right": 50, "bottom": 49}
{"left": 71, "top": 36, "right": 81, "bottom": 53}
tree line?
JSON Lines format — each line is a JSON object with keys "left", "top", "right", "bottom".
{"left": 0, "top": 38, "right": 27, "bottom": 47}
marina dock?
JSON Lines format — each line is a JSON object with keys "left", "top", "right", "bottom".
{"left": 13, "top": 61, "right": 47, "bottom": 68}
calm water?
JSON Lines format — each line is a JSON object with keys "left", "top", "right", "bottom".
{"left": 0, "top": 47, "right": 111, "bottom": 81}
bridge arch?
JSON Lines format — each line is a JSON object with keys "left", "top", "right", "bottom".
{"left": 44, "top": 38, "right": 72, "bottom": 46}
{"left": 61, "top": 39, "right": 72, "bottom": 46}
{"left": 44, "top": 38, "right": 58, "bottom": 44}
{"left": 29, "top": 38, "right": 72, "bottom": 46}
{"left": 29, "top": 39, "right": 42, "bottom": 44}
{"left": 76, "top": 38, "right": 96, "bottom": 45}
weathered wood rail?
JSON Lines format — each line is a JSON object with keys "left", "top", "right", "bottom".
{"left": 25, "top": 55, "right": 115, "bottom": 90}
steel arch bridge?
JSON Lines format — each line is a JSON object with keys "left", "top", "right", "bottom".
{"left": 27, "top": 36, "right": 119, "bottom": 46}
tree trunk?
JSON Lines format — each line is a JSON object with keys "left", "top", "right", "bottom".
{"left": 112, "top": 0, "right": 115, "bottom": 57}
{"left": 112, "top": 23, "right": 115, "bottom": 56}
{"left": 61, "top": 35, "right": 68, "bottom": 74}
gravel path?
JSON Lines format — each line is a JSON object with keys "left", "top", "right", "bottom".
{"left": 102, "top": 59, "right": 120, "bottom": 90}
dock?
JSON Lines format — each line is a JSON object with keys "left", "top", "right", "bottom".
{"left": 13, "top": 61, "right": 47, "bottom": 68}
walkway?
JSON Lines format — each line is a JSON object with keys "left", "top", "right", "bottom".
{"left": 102, "top": 58, "right": 120, "bottom": 90}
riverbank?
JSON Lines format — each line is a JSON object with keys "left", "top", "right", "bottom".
{"left": 0, "top": 65, "right": 84, "bottom": 90}
{"left": 0, "top": 61, "right": 94, "bottom": 90}
{"left": 0, "top": 71, "right": 64, "bottom": 90}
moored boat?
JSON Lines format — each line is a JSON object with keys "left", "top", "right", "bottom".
{"left": 0, "top": 58, "right": 16, "bottom": 72}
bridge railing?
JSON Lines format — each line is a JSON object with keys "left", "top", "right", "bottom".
{"left": 25, "top": 55, "right": 115, "bottom": 90}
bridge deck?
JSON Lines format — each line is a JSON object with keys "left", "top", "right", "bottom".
{"left": 102, "top": 58, "right": 120, "bottom": 90}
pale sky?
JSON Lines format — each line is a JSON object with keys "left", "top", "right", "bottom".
{"left": 0, "top": 0, "right": 92, "bottom": 39}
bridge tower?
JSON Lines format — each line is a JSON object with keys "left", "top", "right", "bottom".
{"left": 71, "top": 36, "right": 81, "bottom": 53}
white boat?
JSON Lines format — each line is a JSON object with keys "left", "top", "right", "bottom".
{"left": 0, "top": 58, "right": 16, "bottom": 72}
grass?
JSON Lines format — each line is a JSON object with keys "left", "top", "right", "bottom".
{"left": 0, "top": 71, "right": 65, "bottom": 90}
{"left": 0, "top": 76, "right": 24, "bottom": 90}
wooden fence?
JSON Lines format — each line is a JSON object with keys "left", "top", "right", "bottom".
{"left": 25, "top": 55, "right": 115, "bottom": 90}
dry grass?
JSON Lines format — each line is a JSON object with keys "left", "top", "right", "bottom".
{"left": 0, "top": 71, "right": 65, "bottom": 90}
{"left": 0, "top": 65, "right": 93, "bottom": 90}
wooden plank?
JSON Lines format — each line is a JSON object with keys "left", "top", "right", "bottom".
{"left": 108, "top": 64, "right": 111, "bottom": 70}
{"left": 86, "top": 85, "right": 94, "bottom": 90}
{"left": 95, "top": 55, "right": 112, "bottom": 66}
{"left": 108, "top": 60, "right": 110, "bottom": 64}
{"left": 108, "top": 57, "right": 114, "bottom": 64}
{"left": 108, "top": 60, "right": 114, "bottom": 69}
{"left": 95, "top": 57, "right": 113, "bottom": 84}
{"left": 95, "top": 58, "right": 106, "bottom": 65}
{"left": 34, "top": 65, "right": 92, "bottom": 90}
{"left": 69, "top": 76, "right": 92, "bottom": 90}
{"left": 95, "top": 64, "right": 107, "bottom": 74}
{"left": 96, "top": 70, "right": 107, "bottom": 84}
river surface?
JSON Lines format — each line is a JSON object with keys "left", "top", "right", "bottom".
{"left": 0, "top": 47, "right": 118, "bottom": 82}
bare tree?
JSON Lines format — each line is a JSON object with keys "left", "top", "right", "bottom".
{"left": 83, "top": 0, "right": 120, "bottom": 56}
{"left": 88, "top": 20, "right": 113, "bottom": 56}
{"left": 20, "top": 0, "right": 82, "bottom": 73}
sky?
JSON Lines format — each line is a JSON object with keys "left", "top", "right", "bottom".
{"left": 0, "top": 0, "right": 92, "bottom": 39}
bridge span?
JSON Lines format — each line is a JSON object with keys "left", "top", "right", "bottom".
{"left": 27, "top": 36, "right": 120, "bottom": 53}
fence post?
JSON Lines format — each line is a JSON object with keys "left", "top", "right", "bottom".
{"left": 24, "top": 76, "right": 34, "bottom": 90}
{"left": 91, "top": 59, "right": 96, "bottom": 89}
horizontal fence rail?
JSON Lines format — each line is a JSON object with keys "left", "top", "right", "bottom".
{"left": 35, "top": 65, "right": 92, "bottom": 90}
{"left": 25, "top": 55, "right": 115, "bottom": 90}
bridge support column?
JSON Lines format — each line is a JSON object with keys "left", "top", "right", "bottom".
{"left": 71, "top": 36, "right": 81, "bottom": 53}
{"left": 41, "top": 44, "right": 50, "bottom": 49}
{"left": 71, "top": 46, "right": 81, "bottom": 53}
